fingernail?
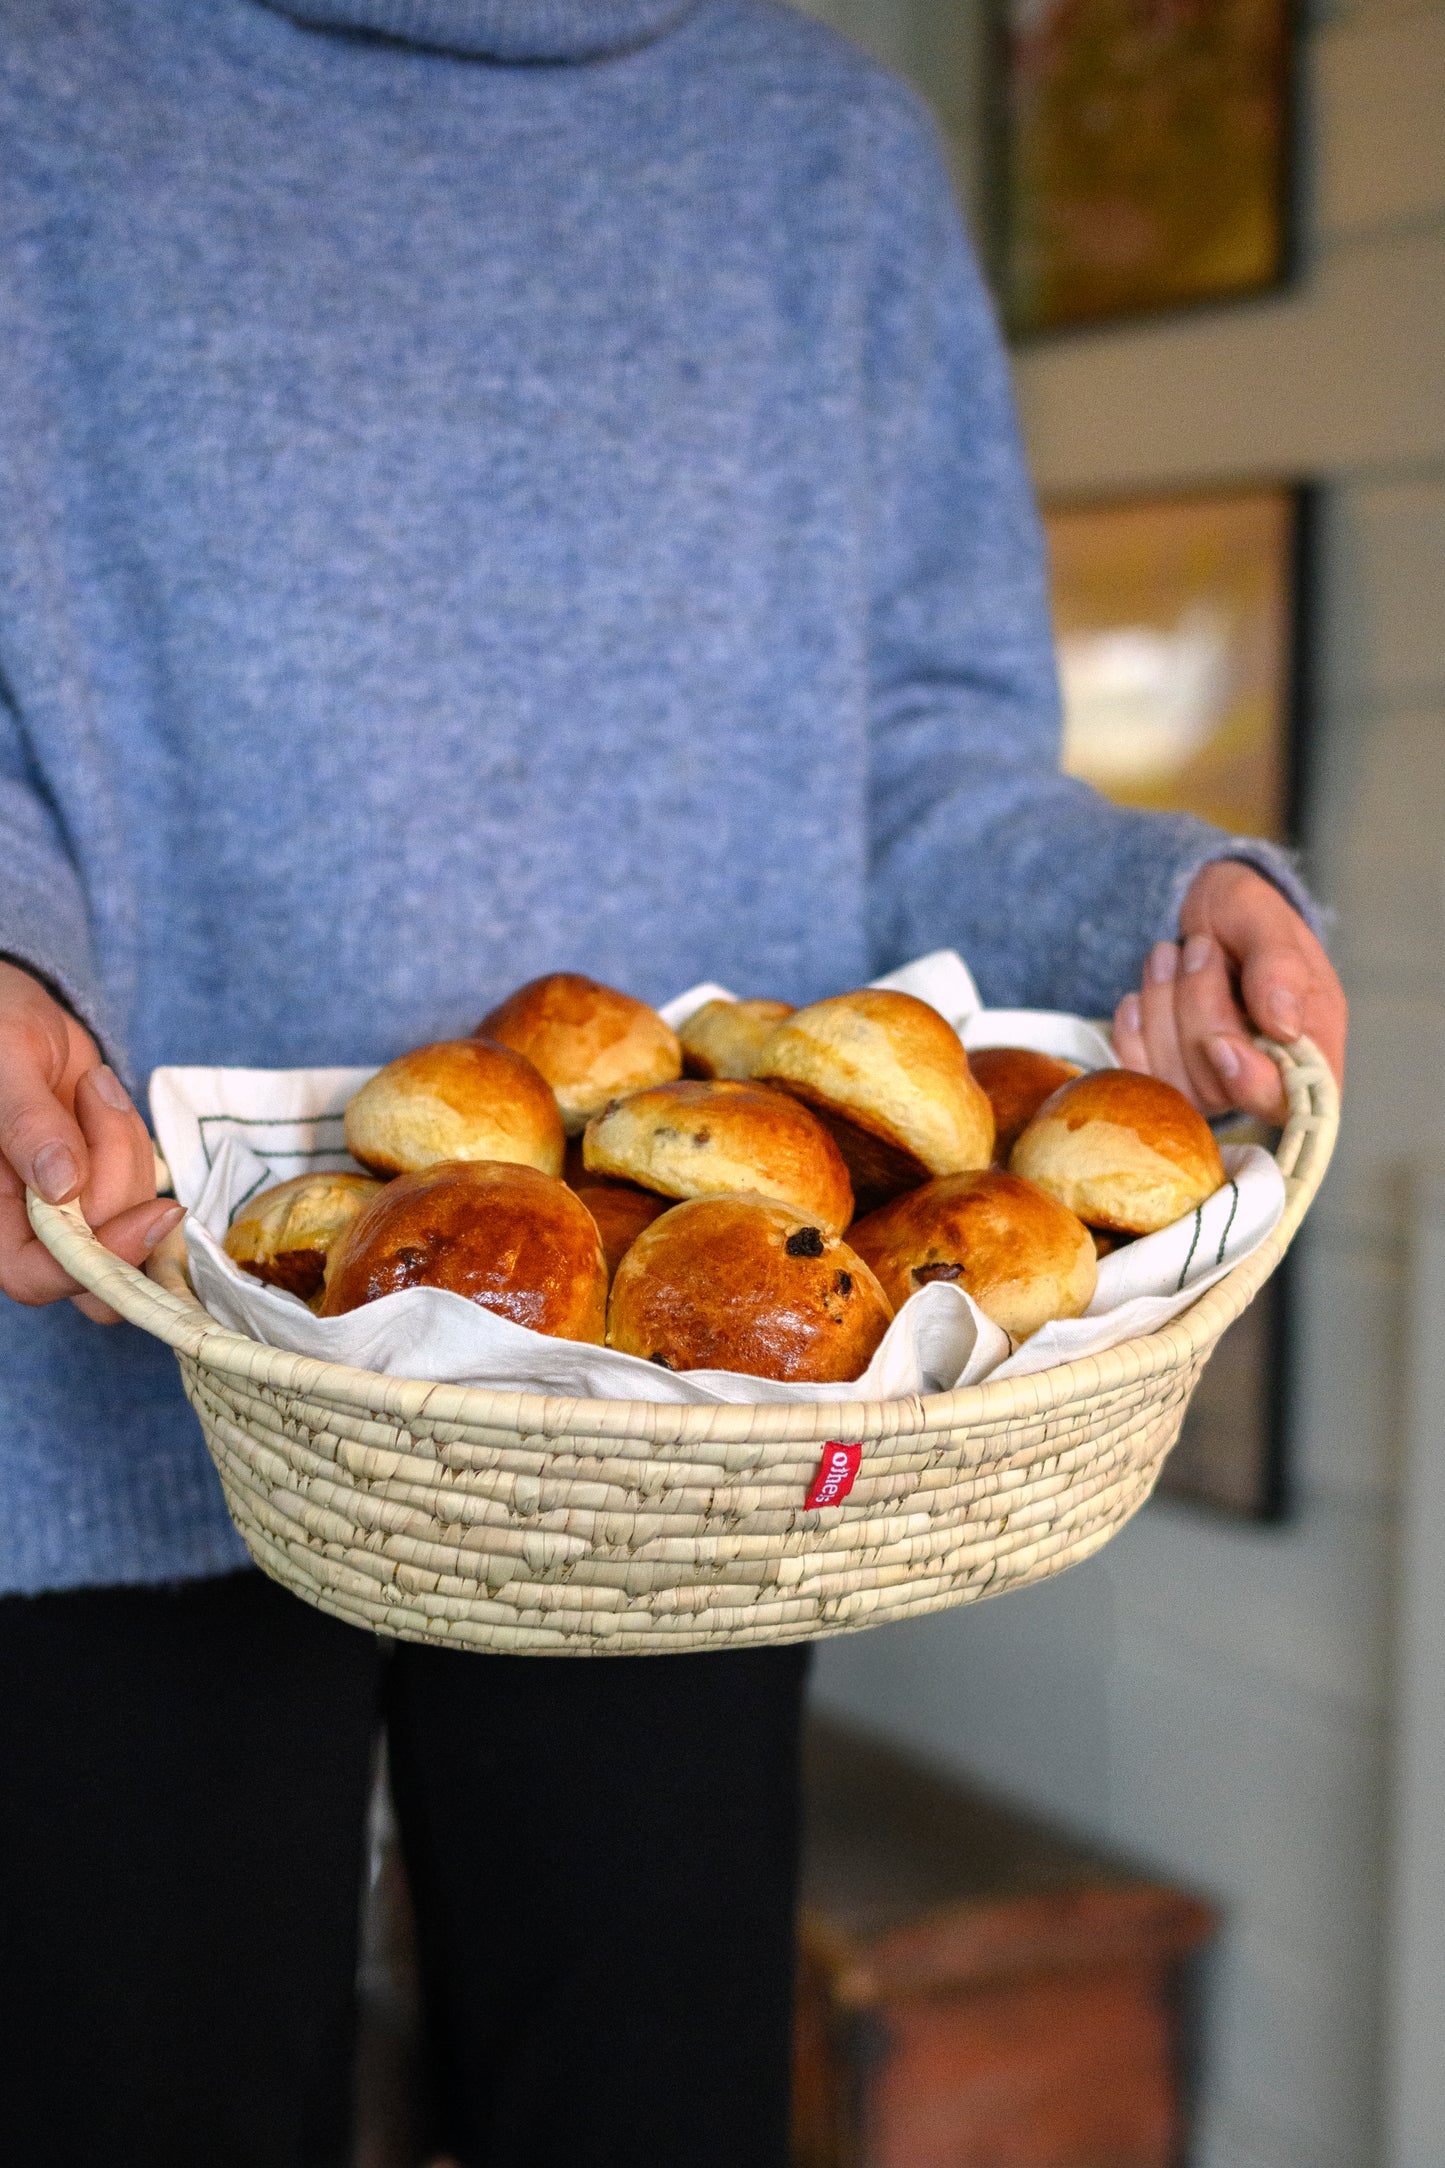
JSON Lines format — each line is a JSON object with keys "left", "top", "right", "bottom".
{"left": 1269, "top": 987, "right": 1302, "bottom": 1038}
{"left": 1118, "top": 993, "right": 1141, "bottom": 1036}
{"left": 32, "top": 1142, "right": 79, "bottom": 1204}
{"left": 89, "top": 1065, "right": 133, "bottom": 1112}
{"left": 141, "top": 1203, "right": 185, "bottom": 1251}
{"left": 1181, "top": 934, "right": 1213, "bottom": 976}
{"left": 1146, "top": 941, "right": 1180, "bottom": 986}
{"left": 1210, "top": 1035, "right": 1243, "bottom": 1083}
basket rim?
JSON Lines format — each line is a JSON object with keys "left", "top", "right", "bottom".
{"left": 28, "top": 1035, "right": 1337, "bottom": 1446}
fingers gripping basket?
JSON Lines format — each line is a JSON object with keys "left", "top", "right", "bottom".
{"left": 30, "top": 1040, "right": 1336, "bottom": 1656}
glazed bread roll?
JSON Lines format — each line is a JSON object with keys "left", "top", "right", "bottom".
{"left": 1011, "top": 1070, "right": 1226, "bottom": 1235}
{"left": 223, "top": 1171, "right": 383, "bottom": 1303}
{"left": 607, "top": 1193, "right": 893, "bottom": 1382}
{"left": 344, "top": 1039, "right": 564, "bottom": 1180}
{"left": 755, "top": 989, "right": 994, "bottom": 1213}
{"left": 571, "top": 1179, "right": 670, "bottom": 1278}
{"left": 582, "top": 1078, "right": 853, "bottom": 1233}
{"left": 318, "top": 1159, "right": 607, "bottom": 1341}
{"left": 968, "top": 1046, "right": 1082, "bottom": 1163}
{"left": 679, "top": 999, "right": 794, "bottom": 1081}
{"left": 476, "top": 972, "right": 681, "bottom": 1134}
{"left": 850, "top": 1170, "right": 1097, "bottom": 1342}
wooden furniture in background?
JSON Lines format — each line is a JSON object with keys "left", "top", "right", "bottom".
{"left": 794, "top": 1723, "right": 1216, "bottom": 2168}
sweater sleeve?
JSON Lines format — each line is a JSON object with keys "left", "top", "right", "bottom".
{"left": 0, "top": 677, "right": 115, "bottom": 1054}
{"left": 861, "top": 94, "right": 1317, "bottom": 1015}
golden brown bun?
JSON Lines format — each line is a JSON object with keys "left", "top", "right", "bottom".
{"left": 755, "top": 990, "right": 994, "bottom": 1213}
{"left": 679, "top": 999, "right": 794, "bottom": 1080}
{"left": 582, "top": 1079, "right": 853, "bottom": 1233}
{"left": 968, "top": 1046, "right": 1083, "bottom": 1163}
{"left": 850, "top": 1170, "right": 1097, "bottom": 1342}
{"left": 476, "top": 973, "right": 681, "bottom": 1134}
{"left": 1010, "top": 1070, "right": 1226, "bottom": 1235}
{"left": 607, "top": 1194, "right": 893, "bottom": 1382}
{"left": 571, "top": 1180, "right": 671, "bottom": 1278}
{"left": 223, "top": 1172, "right": 383, "bottom": 1303}
{"left": 318, "top": 1159, "right": 607, "bottom": 1341}
{"left": 344, "top": 1039, "right": 565, "bottom": 1180}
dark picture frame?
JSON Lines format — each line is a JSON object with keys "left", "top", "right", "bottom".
{"left": 992, "top": 0, "right": 1299, "bottom": 341}
{"left": 1043, "top": 481, "right": 1312, "bottom": 1519}
{"left": 1162, "top": 1239, "right": 1292, "bottom": 1520}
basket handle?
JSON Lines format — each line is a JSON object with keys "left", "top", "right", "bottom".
{"left": 1259, "top": 1032, "right": 1339, "bottom": 1244}
{"left": 25, "top": 1191, "right": 224, "bottom": 1356}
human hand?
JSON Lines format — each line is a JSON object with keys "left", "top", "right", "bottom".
{"left": 0, "top": 960, "right": 181, "bottom": 1323}
{"left": 1111, "top": 861, "right": 1347, "bottom": 1123}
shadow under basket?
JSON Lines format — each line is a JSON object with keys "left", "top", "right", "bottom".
{"left": 30, "top": 1039, "right": 1337, "bottom": 1656}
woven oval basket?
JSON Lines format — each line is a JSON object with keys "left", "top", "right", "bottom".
{"left": 30, "top": 1038, "right": 1336, "bottom": 1656}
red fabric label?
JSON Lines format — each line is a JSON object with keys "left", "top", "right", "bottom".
{"left": 805, "top": 1441, "right": 863, "bottom": 1509}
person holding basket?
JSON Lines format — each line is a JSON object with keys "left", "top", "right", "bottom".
{"left": 0, "top": 3, "right": 1345, "bottom": 2165}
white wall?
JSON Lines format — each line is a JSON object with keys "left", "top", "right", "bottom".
{"left": 798, "top": 2, "right": 1445, "bottom": 2162}
{"left": 1385, "top": 1160, "right": 1445, "bottom": 2168}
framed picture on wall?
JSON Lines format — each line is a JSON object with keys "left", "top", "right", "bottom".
{"left": 1161, "top": 1241, "right": 1292, "bottom": 1517}
{"left": 1044, "top": 480, "right": 1310, "bottom": 1519}
{"left": 995, "top": 0, "right": 1297, "bottom": 340}
{"left": 1047, "top": 481, "right": 1307, "bottom": 841}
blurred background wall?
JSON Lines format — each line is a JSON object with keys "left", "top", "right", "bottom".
{"left": 796, "top": 3, "right": 1445, "bottom": 2164}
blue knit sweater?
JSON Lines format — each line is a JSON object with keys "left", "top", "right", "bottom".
{"left": 0, "top": 0, "right": 1309, "bottom": 1594}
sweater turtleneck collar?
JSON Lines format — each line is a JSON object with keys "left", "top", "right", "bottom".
{"left": 252, "top": 0, "right": 700, "bottom": 61}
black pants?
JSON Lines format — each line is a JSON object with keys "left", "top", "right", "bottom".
{"left": 0, "top": 1571, "right": 809, "bottom": 2168}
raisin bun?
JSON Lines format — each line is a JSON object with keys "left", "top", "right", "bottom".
{"left": 679, "top": 999, "right": 794, "bottom": 1081}
{"left": 607, "top": 1194, "right": 893, "bottom": 1383}
{"left": 344, "top": 1040, "right": 564, "bottom": 1181}
{"left": 1011, "top": 1070, "right": 1225, "bottom": 1236}
{"left": 850, "top": 1170, "right": 1097, "bottom": 1342}
{"left": 571, "top": 1179, "right": 670, "bottom": 1278}
{"left": 476, "top": 973, "right": 681, "bottom": 1135}
{"left": 223, "top": 1172, "right": 383, "bottom": 1304}
{"left": 583, "top": 1078, "right": 853, "bottom": 1234}
{"left": 755, "top": 990, "right": 994, "bottom": 1214}
{"left": 968, "top": 1047, "right": 1083, "bottom": 1163}
{"left": 318, "top": 1160, "right": 607, "bottom": 1341}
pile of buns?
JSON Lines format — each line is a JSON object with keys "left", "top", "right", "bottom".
{"left": 224, "top": 972, "right": 1226, "bottom": 1385}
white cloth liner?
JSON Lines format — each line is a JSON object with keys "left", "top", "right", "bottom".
{"left": 150, "top": 950, "right": 1284, "bottom": 1405}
